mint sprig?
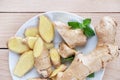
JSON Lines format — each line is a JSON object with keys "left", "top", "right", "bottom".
{"left": 68, "top": 22, "right": 83, "bottom": 29}
{"left": 68, "top": 18, "right": 95, "bottom": 38}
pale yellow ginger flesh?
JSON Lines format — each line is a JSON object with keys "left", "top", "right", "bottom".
{"left": 33, "top": 37, "right": 44, "bottom": 57}
{"left": 39, "top": 15, "right": 54, "bottom": 43}
{"left": 25, "top": 27, "right": 39, "bottom": 37}
{"left": 57, "top": 16, "right": 119, "bottom": 80}
{"left": 8, "top": 37, "right": 29, "bottom": 54}
{"left": 14, "top": 51, "right": 34, "bottom": 77}
{"left": 50, "top": 64, "right": 67, "bottom": 78}
{"left": 25, "top": 36, "right": 54, "bottom": 50}
{"left": 25, "top": 37, "right": 37, "bottom": 49}
{"left": 45, "top": 43, "right": 54, "bottom": 49}
{"left": 50, "top": 48, "right": 61, "bottom": 67}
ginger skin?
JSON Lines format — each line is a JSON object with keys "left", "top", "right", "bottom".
{"left": 57, "top": 16, "right": 119, "bottom": 80}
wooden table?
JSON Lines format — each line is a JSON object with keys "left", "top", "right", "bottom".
{"left": 0, "top": 0, "right": 120, "bottom": 80}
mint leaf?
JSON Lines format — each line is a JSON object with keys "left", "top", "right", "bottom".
{"left": 83, "top": 18, "right": 91, "bottom": 26}
{"left": 87, "top": 73, "right": 94, "bottom": 78}
{"left": 61, "top": 56, "right": 74, "bottom": 63}
{"left": 84, "top": 26, "right": 95, "bottom": 37}
{"left": 68, "top": 18, "right": 95, "bottom": 38}
{"left": 68, "top": 22, "right": 83, "bottom": 29}
{"left": 68, "top": 22, "right": 80, "bottom": 29}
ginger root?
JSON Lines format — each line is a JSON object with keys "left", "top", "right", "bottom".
{"left": 58, "top": 42, "right": 76, "bottom": 58}
{"left": 34, "top": 44, "right": 52, "bottom": 78}
{"left": 54, "top": 22, "right": 87, "bottom": 48}
{"left": 57, "top": 16, "right": 119, "bottom": 80}
{"left": 95, "top": 16, "right": 117, "bottom": 45}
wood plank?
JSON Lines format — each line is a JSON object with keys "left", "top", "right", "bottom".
{"left": 0, "top": 49, "right": 120, "bottom": 80}
{"left": 0, "top": 0, "right": 120, "bottom": 12}
{"left": 103, "top": 52, "right": 120, "bottom": 80}
{"left": 0, "top": 13, "right": 120, "bottom": 48}
{"left": 0, "top": 13, "right": 37, "bottom": 48}
{"left": 0, "top": 49, "right": 12, "bottom": 80}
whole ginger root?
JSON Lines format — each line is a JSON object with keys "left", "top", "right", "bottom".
{"left": 57, "top": 16, "right": 119, "bottom": 80}
{"left": 95, "top": 16, "right": 117, "bottom": 45}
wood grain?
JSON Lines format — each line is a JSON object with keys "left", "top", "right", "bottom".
{"left": 0, "top": 49, "right": 12, "bottom": 80}
{"left": 0, "top": 13, "right": 120, "bottom": 48}
{"left": 103, "top": 54, "right": 120, "bottom": 80}
{"left": 0, "top": 0, "right": 120, "bottom": 12}
{"left": 0, "top": 13, "right": 37, "bottom": 48}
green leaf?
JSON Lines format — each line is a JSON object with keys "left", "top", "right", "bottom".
{"left": 67, "top": 18, "right": 95, "bottom": 38}
{"left": 61, "top": 56, "right": 74, "bottom": 63}
{"left": 83, "top": 18, "right": 91, "bottom": 26}
{"left": 87, "top": 73, "right": 94, "bottom": 78}
{"left": 68, "top": 22, "right": 83, "bottom": 29}
{"left": 84, "top": 26, "right": 95, "bottom": 38}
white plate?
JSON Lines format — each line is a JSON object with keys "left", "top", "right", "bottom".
{"left": 9, "top": 11, "right": 104, "bottom": 80}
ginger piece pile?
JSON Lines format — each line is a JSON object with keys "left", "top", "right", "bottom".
{"left": 56, "top": 16, "right": 119, "bottom": 80}
{"left": 8, "top": 15, "right": 119, "bottom": 80}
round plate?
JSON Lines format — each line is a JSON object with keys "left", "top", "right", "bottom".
{"left": 9, "top": 11, "right": 104, "bottom": 80}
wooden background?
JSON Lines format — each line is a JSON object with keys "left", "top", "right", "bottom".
{"left": 0, "top": 0, "right": 120, "bottom": 80}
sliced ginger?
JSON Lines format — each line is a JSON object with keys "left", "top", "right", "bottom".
{"left": 14, "top": 50, "right": 34, "bottom": 77}
{"left": 8, "top": 37, "right": 29, "bottom": 54}
{"left": 26, "top": 37, "right": 37, "bottom": 49}
{"left": 39, "top": 15, "right": 54, "bottom": 43}
{"left": 33, "top": 37, "right": 44, "bottom": 57}
{"left": 45, "top": 43, "right": 54, "bottom": 49}
{"left": 25, "top": 27, "right": 39, "bottom": 37}
{"left": 50, "top": 64, "right": 67, "bottom": 78}
{"left": 50, "top": 48, "right": 61, "bottom": 67}
{"left": 8, "top": 15, "right": 119, "bottom": 80}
